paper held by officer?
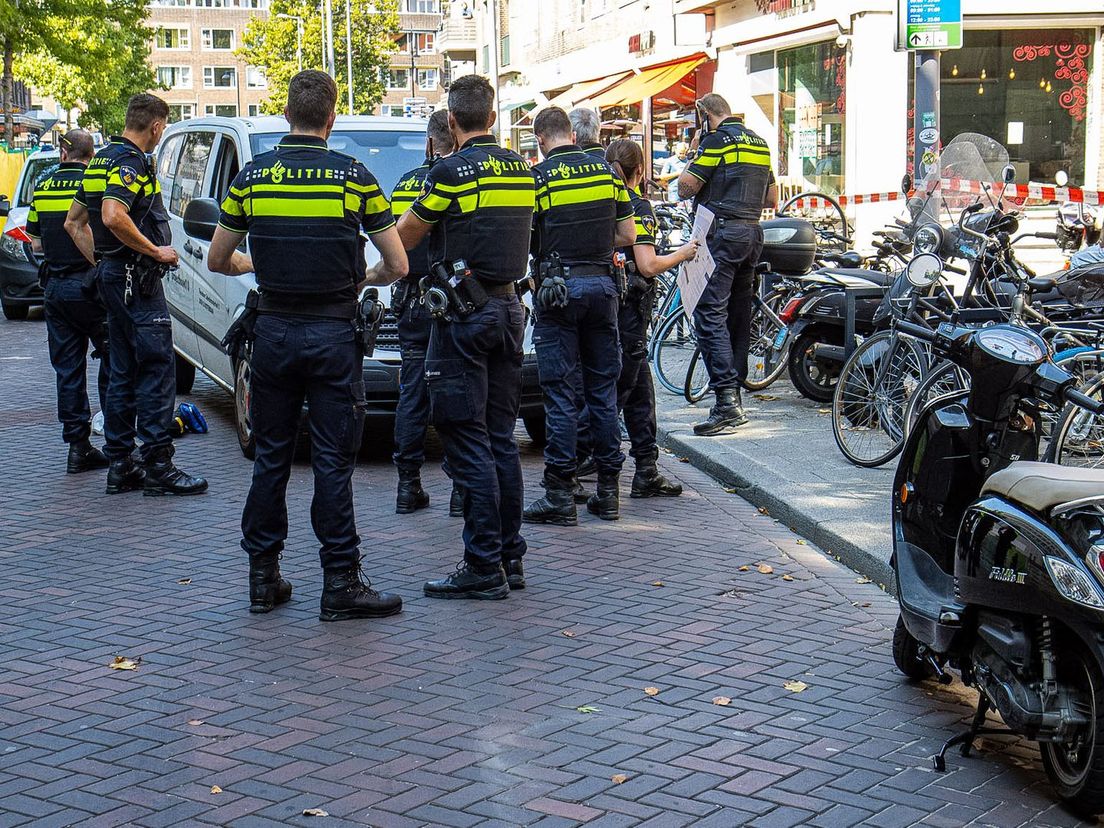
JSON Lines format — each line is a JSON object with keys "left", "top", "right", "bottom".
{"left": 678, "top": 204, "right": 715, "bottom": 321}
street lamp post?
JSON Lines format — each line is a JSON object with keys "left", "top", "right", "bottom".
{"left": 345, "top": 0, "right": 354, "bottom": 114}
{"left": 323, "top": 0, "right": 335, "bottom": 77}
{"left": 276, "top": 13, "right": 304, "bottom": 72}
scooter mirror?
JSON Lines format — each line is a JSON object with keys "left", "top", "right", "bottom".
{"left": 905, "top": 252, "right": 943, "bottom": 289}
{"left": 901, "top": 173, "right": 913, "bottom": 195}
{"left": 1055, "top": 170, "right": 1069, "bottom": 187}
{"left": 1002, "top": 164, "right": 1016, "bottom": 185}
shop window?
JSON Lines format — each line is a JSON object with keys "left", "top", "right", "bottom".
{"left": 936, "top": 28, "right": 1094, "bottom": 184}
{"left": 777, "top": 41, "right": 846, "bottom": 195}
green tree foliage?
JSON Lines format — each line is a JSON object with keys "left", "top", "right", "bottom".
{"left": 239, "top": 0, "right": 400, "bottom": 116}
{"left": 1, "top": 0, "right": 154, "bottom": 140}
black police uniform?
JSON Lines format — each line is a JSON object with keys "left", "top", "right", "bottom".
{"left": 218, "top": 134, "right": 402, "bottom": 620}
{"left": 409, "top": 134, "right": 534, "bottom": 596}
{"left": 389, "top": 161, "right": 435, "bottom": 510}
{"left": 525, "top": 144, "right": 632, "bottom": 523}
{"left": 27, "top": 161, "right": 110, "bottom": 471}
{"left": 77, "top": 136, "right": 205, "bottom": 495}
{"left": 683, "top": 116, "right": 774, "bottom": 392}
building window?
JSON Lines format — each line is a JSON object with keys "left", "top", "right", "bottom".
{"left": 500, "top": 35, "right": 510, "bottom": 66}
{"left": 399, "top": 32, "right": 435, "bottom": 53}
{"left": 202, "top": 29, "right": 234, "bottom": 50}
{"left": 151, "top": 0, "right": 191, "bottom": 7}
{"left": 247, "top": 104, "right": 260, "bottom": 116}
{"left": 482, "top": 44, "right": 489, "bottom": 74}
{"left": 417, "top": 68, "right": 438, "bottom": 91}
{"left": 204, "top": 66, "right": 237, "bottom": 88}
{"left": 205, "top": 104, "right": 238, "bottom": 117}
{"left": 380, "top": 104, "right": 393, "bottom": 116}
{"left": 195, "top": 0, "right": 229, "bottom": 7}
{"left": 246, "top": 66, "right": 267, "bottom": 89}
{"left": 155, "top": 27, "right": 190, "bottom": 50}
{"left": 168, "top": 103, "right": 195, "bottom": 122}
{"left": 403, "top": 0, "right": 439, "bottom": 12}
{"left": 388, "top": 68, "right": 410, "bottom": 90}
{"left": 156, "top": 66, "right": 192, "bottom": 89}
{"left": 777, "top": 41, "right": 846, "bottom": 195}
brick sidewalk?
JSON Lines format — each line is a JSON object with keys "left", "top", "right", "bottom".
{"left": 0, "top": 316, "right": 1091, "bottom": 827}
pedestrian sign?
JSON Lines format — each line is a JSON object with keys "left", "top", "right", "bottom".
{"left": 897, "top": 0, "right": 962, "bottom": 51}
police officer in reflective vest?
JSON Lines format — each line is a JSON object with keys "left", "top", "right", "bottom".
{"left": 677, "top": 94, "right": 778, "bottom": 436}
{"left": 605, "top": 139, "right": 699, "bottom": 496}
{"left": 65, "top": 94, "right": 207, "bottom": 496}
{"left": 393, "top": 74, "right": 535, "bottom": 599}
{"left": 389, "top": 109, "right": 456, "bottom": 515}
{"left": 27, "top": 129, "right": 110, "bottom": 474}
{"left": 207, "top": 70, "right": 409, "bottom": 620}
{"left": 522, "top": 107, "right": 636, "bottom": 525}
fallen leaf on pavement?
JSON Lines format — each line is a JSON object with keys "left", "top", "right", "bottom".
{"left": 561, "top": 630, "right": 576, "bottom": 637}
{"left": 757, "top": 507, "right": 770, "bottom": 515}
{"left": 738, "top": 565, "right": 750, "bottom": 572}
{"left": 796, "top": 540, "right": 807, "bottom": 545}
{"left": 210, "top": 785, "right": 223, "bottom": 794}
{"left": 817, "top": 408, "right": 831, "bottom": 415}
{"left": 177, "top": 578, "right": 192, "bottom": 585}
{"left": 860, "top": 602, "right": 871, "bottom": 607}
{"left": 712, "top": 696, "right": 731, "bottom": 706}
{"left": 757, "top": 564, "right": 774, "bottom": 575}
{"left": 651, "top": 581, "right": 665, "bottom": 587}
{"left": 611, "top": 774, "right": 629, "bottom": 784}
{"left": 722, "top": 486, "right": 737, "bottom": 493}
{"left": 783, "top": 680, "right": 809, "bottom": 693}
{"left": 644, "top": 687, "right": 660, "bottom": 696}
{"left": 109, "top": 656, "right": 140, "bottom": 671}
{"left": 186, "top": 719, "right": 205, "bottom": 726}
{"left": 576, "top": 705, "right": 600, "bottom": 714}
{"left": 302, "top": 808, "right": 330, "bottom": 817}
{"left": 678, "top": 457, "right": 690, "bottom": 463}
{"left": 855, "top": 577, "right": 872, "bottom": 584}
{"left": 753, "top": 394, "right": 779, "bottom": 401}
{"left": 781, "top": 574, "right": 794, "bottom": 582}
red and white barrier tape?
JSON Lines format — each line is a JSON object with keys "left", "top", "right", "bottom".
{"left": 788, "top": 192, "right": 902, "bottom": 209}
{"left": 789, "top": 181, "right": 1104, "bottom": 211}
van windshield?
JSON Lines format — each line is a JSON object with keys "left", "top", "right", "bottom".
{"left": 17, "top": 155, "right": 61, "bottom": 206}
{"left": 250, "top": 130, "right": 427, "bottom": 197}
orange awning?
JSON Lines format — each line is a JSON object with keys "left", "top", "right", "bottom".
{"left": 546, "top": 72, "right": 631, "bottom": 110}
{"left": 590, "top": 55, "right": 707, "bottom": 109}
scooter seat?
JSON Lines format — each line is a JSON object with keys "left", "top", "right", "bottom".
{"left": 982, "top": 461, "right": 1104, "bottom": 512}
{"left": 819, "top": 268, "right": 898, "bottom": 287}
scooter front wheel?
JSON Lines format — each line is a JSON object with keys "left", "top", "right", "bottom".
{"left": 1040, "top": 646, "right": 1104, "bottom": 815}
{"left": 892, "top": 616, "right": 934, "bottom": 681}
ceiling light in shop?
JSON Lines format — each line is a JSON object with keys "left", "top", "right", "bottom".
{"left": 1008, "top": 68, "right": 1015, "bottom": 80}
{"left": 978, "top": 84, "right": 984, "bottom": 95}
{"left": 980, "top": 68, "right": 987, "bottom": 80}
{"left": 951, "top": 64, "right": 958, "bottom": 76}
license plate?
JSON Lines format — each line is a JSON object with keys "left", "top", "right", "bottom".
{"left": 773, "top": 326, "right": 789, "bottom": 350}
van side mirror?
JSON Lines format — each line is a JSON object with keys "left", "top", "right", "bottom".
{"left": 182, "top": 197, "right": 220, "bottom": 241}
{"left": 0, "top": 195, "right": 10, "bottom": 218}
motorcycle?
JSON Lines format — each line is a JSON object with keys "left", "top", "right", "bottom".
{"left": 1055, "top": 171, "right": 1102, "bottom": 258}
{"left": 891, "top": 253, "right": 1104, "bottom": 812}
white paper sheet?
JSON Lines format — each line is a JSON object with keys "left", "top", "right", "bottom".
{"left": 677, "top": 205, "right": 715, "bottom": 323}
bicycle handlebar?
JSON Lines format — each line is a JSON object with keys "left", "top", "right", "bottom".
{"left": 896, "top": 319, "right": 936, "bottom": 342}
{"left": 1065, "top": 387, "right": 1104, "bottom": 416}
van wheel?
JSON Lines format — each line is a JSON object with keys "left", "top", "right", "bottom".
{"left": 892, "top": 616, "right": 934, "bottom": 681}
{"left": 175, "top": 353, "right": 196, "bottom": 395}
{"left": 234, "top": 355, "right": 256, "bottom": 460}
{"left": 523, "top": 414, "right": 547, "bottom": 447}
{"left": 2, "top": 301, "right": 28, "bottom": 320}
{"left": 1041, "top": 645, "right": 1104, "bottom": 815}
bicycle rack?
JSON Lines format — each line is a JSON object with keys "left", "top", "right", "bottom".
{"left": 842, "top": 284, "right": 887, "bottom": 359}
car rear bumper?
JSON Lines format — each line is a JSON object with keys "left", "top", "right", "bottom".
{"left": 0, "top": 255, "right": 42, "bottom": 307}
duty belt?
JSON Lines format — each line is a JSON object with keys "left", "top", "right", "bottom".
{"left": 257, "top": 295, "right": 356, "bottom": 320}
{"left": 559, "top": 264, "right": 613, "bottom": 278}
{"left": 478, "top": 279, "right": 518, "bottom": 297}
{"left": 715, "top": 215, "right": 760, "bottom": 226}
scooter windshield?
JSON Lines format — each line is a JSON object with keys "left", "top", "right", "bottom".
{"left": 916, "top": 133, "right": 1011, "bottom": 226}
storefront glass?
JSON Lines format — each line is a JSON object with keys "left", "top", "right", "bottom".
{"left": 940, "top": 28, "right": 1094, "bottom": 184}
{"left": 777, "top": 41, "right": 846, "bottom": 195}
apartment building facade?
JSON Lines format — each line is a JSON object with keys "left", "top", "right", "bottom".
{"left": 148, "top": 0, "right": 271, "bottom": 122}
{"left": 377, "top": 0, "right": 445, "bottom": 117}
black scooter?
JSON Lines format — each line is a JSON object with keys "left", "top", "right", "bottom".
{"left": 891, "top": 260, "right": 1104, "bottom": 812}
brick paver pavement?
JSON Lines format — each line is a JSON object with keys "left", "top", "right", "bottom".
{"left": 0, "top": 316, "right": 1095, "bottom": 827}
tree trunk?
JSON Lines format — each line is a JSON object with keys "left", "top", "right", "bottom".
{"left": 2, "top": 37, "right": 12, "bottom": 147}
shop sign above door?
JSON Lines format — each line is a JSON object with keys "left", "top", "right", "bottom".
{"left": 755, "top": 0, "right": 815, "bottom": 19}
{"left": 896, "top": 0, "right": 962, "bottom": 51}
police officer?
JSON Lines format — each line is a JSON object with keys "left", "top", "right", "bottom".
{"left": 604, "top": 139, "right": 699, "bottom": 496}
{"left": 393, "top": 74, "right": 534, "bottom": 599}
{"left": 207, "top": 70, "right": 409, "bottom": 620}
{"left": 389, "top": 109, "right": 457, "bottom": 515}
{"left": 27, "top": 129, "right": 110, "bottom": 473}
{"left": 522, "top": 107, "right": 636, "bottom": 525}
{"left": 65, "top": 94, "right": 207, "bottom": 495}
{"left": 677, "top": 93, "right": 778, "bottom": 436}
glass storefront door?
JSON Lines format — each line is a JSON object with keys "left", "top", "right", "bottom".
{"left": 777, "top": 41, "right": 847, "bottom": 195}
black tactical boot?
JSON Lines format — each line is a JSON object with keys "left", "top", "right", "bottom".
{"left": 631, "top": 454, "right": 683, "bottom": 498}
{"left": 143, "top": 448, "right": 208, "bottom": 496}
{"left": 693, "top": 388, "right": 749, "bottom": 436}
{"left": 586, "top": 472, "right": 621, "bottom": 520}
{"left": 67, "top": 439, "right": 109, "bottom": 474}
{"left": 249, "top": 556, "right": 292, "bottom": 614}
{"left": 503, "top": 558, "right": 526, "bottom": 590}
{"left": 320, "top": 560, "right": 403, "bottom": 621}
{"left": 575, "top": 454, "right": 596, "bottom": 478}
{"left": 571, "top": 477, "right": 592, "bottom": 504}
{"left": 424, "top": 560, "right": 509, "bottom": 600}
{"left": 395, "top": 470, "right": 430, "bottom": 514}
{"left": 105, "top": 455, "right": 145, "bottom": 494}
{"left": 523, "top": 471, "right": 578, "bottom": 526}
{"left": 449, "top": 483, "right": 464, "bottom": 517}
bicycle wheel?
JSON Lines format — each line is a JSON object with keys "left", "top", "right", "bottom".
{"left": 903, "top": 360, "right": 969, "bottom": 437}
{"left": 684, "top": 346, "right": 710, "bottom": 403}
{"left": 779, "top": 191, "right": 852, "bottom": 253}
{"left": 832, "top": 331, "right": 928, "bottom": 468}
{"left": 1051, "top": 372, "right": 1104, "bottom": 468}
{"left": 745, "top": 289, "right": 792, "bottom": 391}
{"left": 652, "top": 310, "right": 698, "bottom": 396}
{"left": 1040, "top": 348, "right": 1104, "bottom": 458}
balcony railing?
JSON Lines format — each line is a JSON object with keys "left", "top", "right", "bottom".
{"left": 437, "top": 16, "right": 477, "bottom": 54}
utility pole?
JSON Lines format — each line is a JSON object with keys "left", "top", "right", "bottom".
{"left": 488, "top": 0, "right": 500, "bottom": 140}
{"left": 912, "top": 51, "right": 939, "bottom": 184}
{"left": 276, "top": 14, "right": 304, "bottom": 71}
{"left": 324, "top": 0, "right": 335, "bottom": 77}
{"left": 345, "top": 0, "right": 354, "bottom": 113}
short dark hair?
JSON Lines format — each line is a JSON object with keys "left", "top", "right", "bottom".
{"left": 447, "top": 74, "right": 494, "bottom": 133}
{"left": 125, "top": 94, "right": 170, "bottom": 131}
{"left": 427, "top": 109, "right": 455, "bottom": 155}
{"left": 698, "top": 93, "right": 731, "bottom": 119}
{"left": 59, "top": 129, "right": 94, "bottom": 162}
{"left": 286, "top": 70, "right": 337, "bottom": 131}
{"left": 533, "top": 107, "right": 572, "bottom": 141}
